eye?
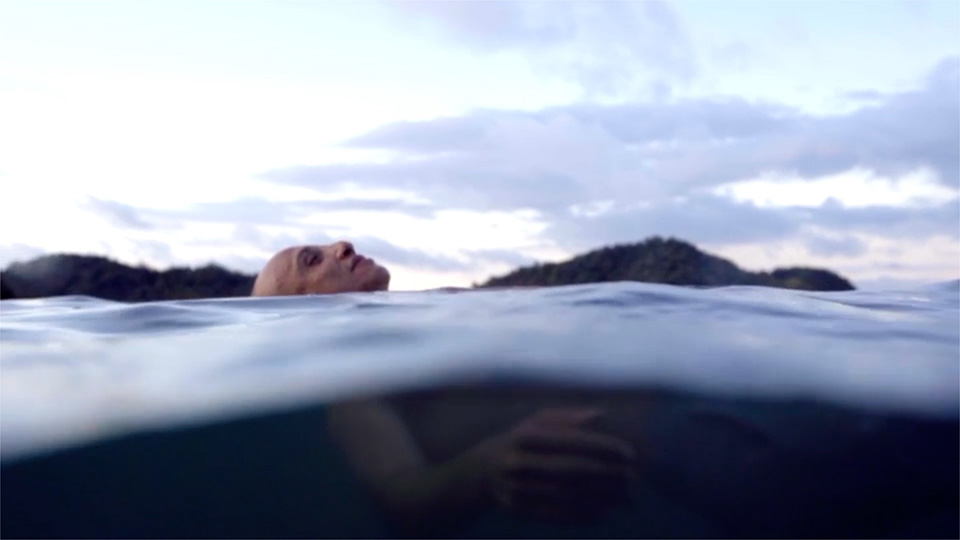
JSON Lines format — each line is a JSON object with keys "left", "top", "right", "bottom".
{"left": 299, "top": 248, "right": 322, "bottom": 267}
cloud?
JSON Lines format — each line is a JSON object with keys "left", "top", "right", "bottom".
{"left": 842, "top": 89, "right": 886, "bottom": 102}
{"left": 806, "top": 198, "right": 959, "bottom": 240}
{"left": 263, "top": 156, "right": 591, "bottom": 214}
{"left": 129, "top": 197, "right": 437, "bottom": 230}
{"left": 344, "top": 116, "right": 491, "bottom": 155}
{"left": 807, "top": 56, "right": 960, "bottom": 187}
{"left": 546, "top": 194, "right": 800, "bottom": 250}
{"left": 264, "top": 56, "right": 959, "bottom": 214}
{"left": 246, "top": 56, "right": 960, "bottom": 284}
{"left": 464, "top": 248, "right": 538, "bottom": 268}
{"left": 385, "top": 0, "right": 697, "bottom": 96}
{"left": 351, "top": 236, "right": 469, "bottom": 272}
{"left": 230, "top": 223, "right": 315, "bottom": 253}
{"left": 170, "top": 219, "right": 470, "bottom": 273}
{"left": 44, "top": 58, "right": 955, "bottom": 285}
{"left": 82, "top": 196, "right": 154, "bottom": 229}
{"left": 548, "top": 195, "right": 958, "bottom": 256}
{"left": 709, "top": 39, "right": 756, "bottom": 73}
{"left": 206, "top": 254, "right": 266, "bottom": 275}
{"left": 132, "top": 239, "right": 174, "bottom": 263}
{"left": 0, "top": 243, "right": 46, "bottom": 269}
{"left": 803, "top": 235, "right": 868, "bottom": 258}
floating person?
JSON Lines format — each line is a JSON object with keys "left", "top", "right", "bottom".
{"left": 251, "top": 242, "right": 638, "bottom": 537}
{"left": 251, "top": 241, "right": 959, "bottom": 539}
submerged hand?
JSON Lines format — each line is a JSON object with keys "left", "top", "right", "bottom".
{"left": 487, "top": 407, "right": 637, "bottom": 524}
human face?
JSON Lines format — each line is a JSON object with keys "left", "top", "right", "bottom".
{"left": 252, "top": 241, "right": 390, "bottom": 296}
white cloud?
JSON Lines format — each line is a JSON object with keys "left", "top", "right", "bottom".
{"left": 569, "top": 200, "right": 616, "bottom": 218}
{"left": 712, "top": 167, "right": 958, "bottom": 209}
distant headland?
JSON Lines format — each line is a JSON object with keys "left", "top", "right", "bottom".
{"left": 0, "top": 236, "right": 853, "bottom": 301}
{"left": 478, "top": 237, "right": 854, "bottom": 291}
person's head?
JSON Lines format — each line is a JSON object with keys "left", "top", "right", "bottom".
{"left": 251, "top": 241, "right": 390, "bottom": 297}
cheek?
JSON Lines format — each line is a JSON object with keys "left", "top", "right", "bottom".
{"left": 310, "top": 264, "right": 347, "bottom": 292}
{"left": 280, "top": 270, "right": 305, "bottom": 295}
{"left": 289, "top": 274, "right": 307, "bottom": 295}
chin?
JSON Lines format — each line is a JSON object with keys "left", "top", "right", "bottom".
{"left": 361, "top": 266, "right": 390, "bottom": 291}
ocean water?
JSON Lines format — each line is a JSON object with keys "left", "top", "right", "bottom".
{"left": 1, "top": 281, "right": 958, "bottom": 538}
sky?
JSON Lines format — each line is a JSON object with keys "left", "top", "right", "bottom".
{"left": 1, "top": 0, "right": 958, "bottom": 291}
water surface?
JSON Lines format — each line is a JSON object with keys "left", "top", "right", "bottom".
{"left": 1, "top": 281, "right": 957, "bottom": 537}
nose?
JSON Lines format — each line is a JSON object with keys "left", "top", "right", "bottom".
{"left": 333, "top": 241, "right": 355, "bottom": 260}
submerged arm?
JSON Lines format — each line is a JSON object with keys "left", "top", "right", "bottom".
{"left": 328, "top": 399, "right": 637, "bottom": 536}
{"left": 327, "top": 398, "right": 500, "bottom": 537}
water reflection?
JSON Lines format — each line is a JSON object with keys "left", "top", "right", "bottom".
{"left": 2, "top": 383, "right": 955, "bottom": 538}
